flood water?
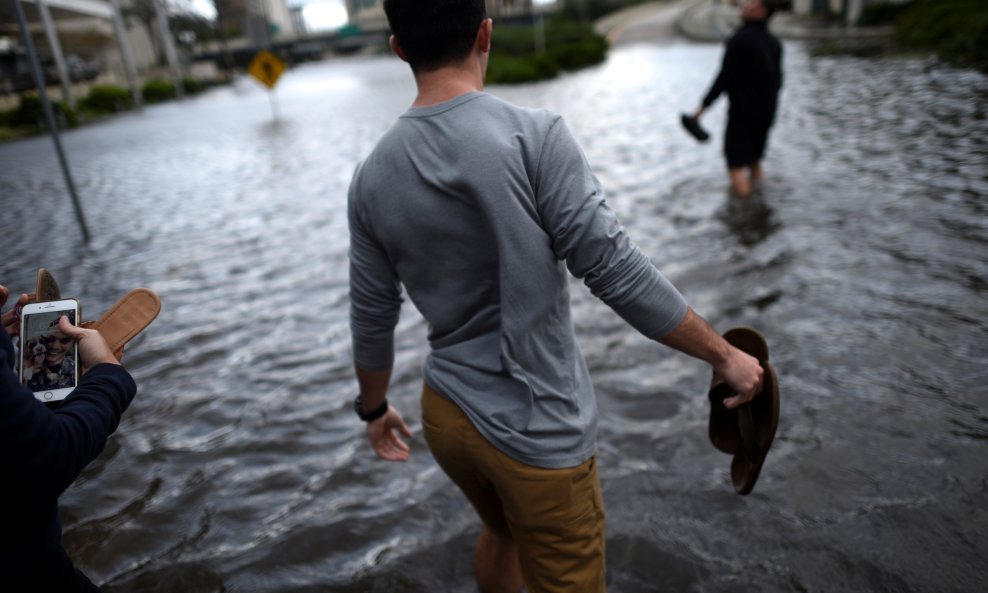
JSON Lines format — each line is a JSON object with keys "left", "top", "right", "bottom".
{"left": 1, "top": 38, "right": 987, "bottom": 593}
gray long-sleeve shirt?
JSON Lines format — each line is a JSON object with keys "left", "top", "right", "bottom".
{"left": 348, "top": 92, "right": 687, "bottom": 468}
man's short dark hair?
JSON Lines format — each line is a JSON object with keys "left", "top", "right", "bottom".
{"left": 383, "top": 0, "right": 488, "bottom": 71}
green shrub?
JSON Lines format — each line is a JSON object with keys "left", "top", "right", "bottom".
{"left": 9, "top": 95, "right": 43, "bottom": 128}
{"left": 6, "top": 94, "right": 77, "bottom": 130}
{"left": 858, "top": 1, "right": 911, "bottom": 26}
{"left": 558, "top": 0, "right": 650, "bottom": 22}
{"left": 487, "top": 53, "right": 542, "bottom": 84}
{"left": 58, "top": 100, "right": 78, "bottom": 128}
{"left": 486, "top": 17, "right": 608, "bottom": 85}
{"left": 182, "top": 77, "right": 205, "bottom": 95}
{"left": 895, "top": 0, "right": 988, "bottom": 70}
{"left": 142, "top": 79, "right": 176, "bottom": 103}
{"left": 491, "top": 25, "right": 539, "bottom": 55}
{"left": 80, "top": 84, "right": 132, "bottom": 113}
{"left": 548, "top": 37, "right": 607, "bottom": 70}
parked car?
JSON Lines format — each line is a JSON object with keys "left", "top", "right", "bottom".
{"left": 45, "top": 54, "right": 101, "bottom": 84}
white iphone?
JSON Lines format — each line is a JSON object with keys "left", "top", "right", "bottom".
{"left": 19, "top": 299, "right": 80, "bottom": 406}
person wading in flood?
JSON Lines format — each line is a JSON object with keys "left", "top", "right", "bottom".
{"left": 690, "top": 0, "right": 785, "bottom": 198}
{"left": 346, "top": 0, "right": 764, "bottom": 591}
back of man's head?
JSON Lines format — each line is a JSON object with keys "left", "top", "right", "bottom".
{"left": 383, "top": 0, "right": 488, "bottom": 71}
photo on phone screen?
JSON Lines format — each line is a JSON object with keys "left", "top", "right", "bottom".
{"left": 19, "top": 302, "right": 78, "bottom": 403}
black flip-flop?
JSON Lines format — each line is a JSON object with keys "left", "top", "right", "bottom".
{"left": 708, "top": 327, "right": 779, "bottom": 495}
{"left": 680, "top": 114, "right": 710, "bottom": 143}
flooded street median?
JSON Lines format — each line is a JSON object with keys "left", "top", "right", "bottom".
{"left": 1, "top": 33, "right": 987, "bottom": 593}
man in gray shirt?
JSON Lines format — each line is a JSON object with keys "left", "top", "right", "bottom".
{"left": 348, "top": 1, "right": 764, "bottom": 591}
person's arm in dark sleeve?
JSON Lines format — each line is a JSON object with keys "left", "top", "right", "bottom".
{"left": 777, "top": 42, "right": 784, "bottom": 90}
{"left": 0, "top": 335, "right": 136, "bottom": 497}
{"left": 45, "top": 364, "right": 136, "bottom": 492}
{"left": 696, "top": 36, "right": 741, "bottom": 116}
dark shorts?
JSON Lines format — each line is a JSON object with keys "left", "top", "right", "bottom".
{"left": 724, "top": 116, "right": 773, "bottom": 168}
{"left": 421, "top": 384, "right": 607, "bottom": 593}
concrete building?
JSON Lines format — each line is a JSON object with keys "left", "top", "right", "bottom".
{"left": 288, "top": 2, "right": 306, "bottom": 36}
{"left": 245, "top": 0, "right": 298, "bottom": 45}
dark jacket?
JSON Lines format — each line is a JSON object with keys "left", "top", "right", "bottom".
{"left": 702, "top": 19, "right": 783, "bottom": 123}
{"left": 1, "top": 329, "right": 136, "bottom": 592}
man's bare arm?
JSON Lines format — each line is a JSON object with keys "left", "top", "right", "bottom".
{"left": 659, "top": 308, "right": 764, "bottom": 408}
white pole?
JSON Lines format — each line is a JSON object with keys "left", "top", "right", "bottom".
{"left": 269, "top": 89, "right": 279, "bottom": 120}
{"left": 109, "top": 0, "right": 143, "bottom": 107}
{"left": 154, "top": 0, "right": 185, "bottom": 98}
{"left": 534, "top": 11, "right": 545, "bottom": 54}
{"left": 36, "top": 0, "right": 74, "bottom": 108}
{"left": 846, "top": 0, "right": 864, "bottom": 26}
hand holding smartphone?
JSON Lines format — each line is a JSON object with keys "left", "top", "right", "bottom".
{"left": 19, "top": 299, "right": 80, "bottom": 406}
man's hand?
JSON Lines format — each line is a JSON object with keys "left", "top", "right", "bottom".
{"left": 658, "top": 308, "right": 765, "bottom": 409}
{"left": 58, "top": 315, "right": 120, "bottom": 373}
{"left": 366, "top": 407, "right": 413, "bottom": 462}
{"left": 714, "top": 346, "right": 764, "bottom": 409}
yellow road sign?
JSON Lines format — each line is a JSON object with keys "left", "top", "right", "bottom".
{"left": 249, "top": 50, "right": 286, "bottom": 89}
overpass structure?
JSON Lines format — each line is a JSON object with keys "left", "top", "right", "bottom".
{"left": 14, "top": 0, "right": 187, "bottom": 107}
{"left": 18, "top": 0, "right": 135, "bottom": 106}
{"left": 192, "top": 23, "right": 391, "bottom": 69}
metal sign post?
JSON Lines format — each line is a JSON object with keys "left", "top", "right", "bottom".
{"left": 11, "top": 0, "right": 91, "bottom": 243}
{"left": 248, "top": 50, "right": 286, "bottom": 121}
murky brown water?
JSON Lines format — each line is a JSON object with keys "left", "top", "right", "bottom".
{"left": 1, "top": 40, "right": 986, "bottom": 592}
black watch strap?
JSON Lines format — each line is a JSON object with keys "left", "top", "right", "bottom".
{"left": 354, "top": 395, "right": 388, "bottom": 422}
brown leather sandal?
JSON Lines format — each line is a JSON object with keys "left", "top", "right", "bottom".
{"left": 708, "top": 327, "right": 780, "bottom": 495}
{"left": 33, "top": 268, "right": 161, "bottom": 361}
{"left": 81, "top": 289, "right": 161, "bottom": 361}
{"left": 35, "top": 267, "right": 62, "bottom": 303}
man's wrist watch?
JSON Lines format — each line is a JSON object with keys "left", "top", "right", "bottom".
{"left": 354, "top": 394, "right": 388, "bottom": 422}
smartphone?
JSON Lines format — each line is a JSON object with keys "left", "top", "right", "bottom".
{"left": 19, "top": 299, "right": 80, "bottom": 406}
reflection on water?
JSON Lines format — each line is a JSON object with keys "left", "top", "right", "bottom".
{"left": 721, "top": 193, "right": 778, "bottom": 247}
{"left": 1, "top": 41, "right": 987, "bottom": 593}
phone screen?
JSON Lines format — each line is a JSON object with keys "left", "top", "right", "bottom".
{"left": 20, "top": 305, "right": 78, "bottom": 403}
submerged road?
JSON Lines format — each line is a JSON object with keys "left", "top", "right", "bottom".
{"left": 1, "top": 21, "right": 986, "bottom": 593}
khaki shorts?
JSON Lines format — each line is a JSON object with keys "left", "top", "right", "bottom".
{"left": 421, "top": 384, "right": 606, "bottom": 593}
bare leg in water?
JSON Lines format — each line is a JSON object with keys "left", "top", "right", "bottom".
{"left": 729, "top": 167, "right": 752, "bottom": 198}
{"left": 730, "top": 160, "right": 763, "bottom": 198}
{"left": 475, "top": 526, "right": 523, "bottom": 593}
{"left": 750, "top": 160, "right": 764, "bottom": 184}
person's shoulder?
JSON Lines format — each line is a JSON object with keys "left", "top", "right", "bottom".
{"left": 730, "top": 23, "right": 778, "bottom": 50}
{"left": 732, "top": 23, "right": 757, "bottom": 38}
{"left": 350, "top": 118, "right": 405, "bottom": 183}
{"left": 476, "top": 93, "right": 563, "bottom": 138}
{"left": 726, "top": 28, "right": 749, "bottom": 51}
{"left": 474, "top": 92, "right": 556, "bottom": 120}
